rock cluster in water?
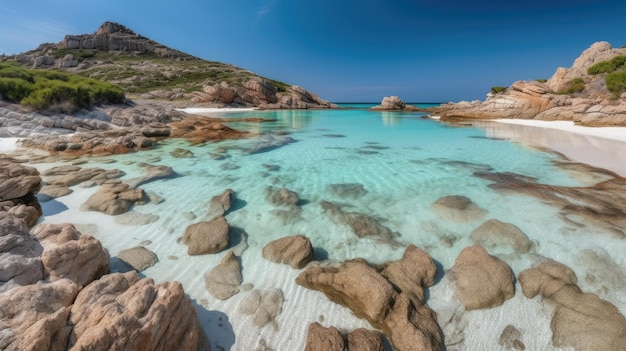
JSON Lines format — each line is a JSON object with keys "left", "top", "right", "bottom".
{"left": 0, "top": 157, "right": 209, "bottom": 350}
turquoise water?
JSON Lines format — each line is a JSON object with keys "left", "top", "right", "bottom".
{"left": 37, "top": 105, "right": 625, "bottom": 350}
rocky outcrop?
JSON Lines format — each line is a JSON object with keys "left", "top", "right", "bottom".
{"left": 430, "top": 42, "right": 626, "bottom": 126}
{"left": 192, "top": 77, "right": 336, "bottom": 109}
{"left": 32, "top": 222, "right": 109, "bottom": 288}
{"left": 82, "top": 180, "right": 145, "bottom": 215}
{"left": 448, "top": 245, "right": 515, "bottom": 310}
{"left": 0, "top": 213, "right": 44, "bottom": 293}
{"left": 518, "top": 259, "right": 626, "bottom": 350}
{"left": 207, "top": 189, "right": 235, "bottom": 220}
{"left": 262, "top": 235, "right": 314, "bottom": 269}
{"left": 371, "top": 96, "right": 419, "bottom": 111}
{"left": 296, "top": 246, "right": 443, "bottom": 351}
{"left": 0, "top": 156, "right": 42, "bottom": 227}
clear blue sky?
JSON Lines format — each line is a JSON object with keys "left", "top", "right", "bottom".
{"left": 1, "top": 0, "right": 625, "bottom": 102}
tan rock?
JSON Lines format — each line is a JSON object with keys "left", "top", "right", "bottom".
{"left": 69, "top": 271, "right": 209, "bottom": 350}
{"left": 304, "top": 322, "right": 346, "bottom": 351}
{"left": 31, "top": 222, "right": 110, "bottom": 288}
{"left": 296, "top": 258, "right": 442, "bottom": 351}
{"left": 208, "top": 188, "right": 234, "bottom": 220}
{"left": 347, "top": 328, "right": 385, "bottom": 351}
{"left": 183, "top": 216, "right": 230, "bottom": 255}
{"left": 381, "top": 244, "right": 437, "bottom": 304}
{"left": 448, "top": 245, "right": 515, "bottom": 310}
{"left": 470, "top": 219, "right": 533, "bottom": 254}
{"left": 0, "top": 213, "right": 44, "bottom": 293}
{"left": 238, "top": 288, "right": 284, "bottom": 327}
{"left": 518, "top": 259, "right": 626, "bottom": 351}
{"left": 82, "top": 181, "right": 145, "bottom": 215}
{"left": 0, "top": 279, "right": 79, "bottom": 350}
{"left": 117, "top": 246, "right": 158, "bottom": 272}
{"left": 205, "top": 251, "right": 242, "bottom": 300}
{"left": 262, "top": 234, "right": 314, "bottom": 269}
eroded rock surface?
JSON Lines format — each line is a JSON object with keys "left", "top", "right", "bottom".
{"left": 304, "top": 323, "right": 385, "bottom": 351}
{"left": 0, "top": 213, "right": 43, "bottom": 293}
{"left": 82, "top": 180, "right": 145, "bottom": 215}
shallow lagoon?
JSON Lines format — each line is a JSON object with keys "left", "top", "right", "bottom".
{"left": 34, "top": 105, "right": 625, "bottom": 350}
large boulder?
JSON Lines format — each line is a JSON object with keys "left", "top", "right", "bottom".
{"left": 182, "top": 216, "right": 230, "bottom": 255}
{"left": 296, "top": 254, "right": 443, "bottom": 351}
{"left": 68, "top": 271, "right": 209, "bottom": 350}
{"left": 518, "top": 259, "right": 626, "bottom": 350}
{"left": 448, "top": 245, "right": 515, "bottom": 310}
{"left": 262, "top": 234, "right": 314, "bottom": 269}
{"left": 371, "top": 96, "right": 419, "bottom": 111}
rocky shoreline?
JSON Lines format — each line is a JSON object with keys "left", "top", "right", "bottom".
{"left": 425, "top": 42, "right": 626, "bottom": 127}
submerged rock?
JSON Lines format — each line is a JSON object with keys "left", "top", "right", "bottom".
{"left": 39, "top": 184, "right": 73, "bottom": 201}
{"left": 431, "top": 195, "right": 487, "bottom": 223}
{"left": 262, "top": 234, "right": 314, "bottom": 269}
{"left": 327, "top": 183, "right": 368, "bottom": 199}
{"left": 498, "top": 325, "right": 526, "bottom": 350}
{"left": 518, "top": 259, "right": 626, "bottom": 350}
{"left": 207, "top": 188, "right": 234, "bottom": 220}
{"left": 470, "top": 219, "right": 533, "bottom": 254}
{"left": 182, "top": 216, "right": 230, "bottom": 255}
{"left": 170, "top": 147, "right": 194, "bottom": 158}
{"left": 320, "top": 201, "right": 400, "bottom": 247}
{"left": 267, "top": 186, "right": 300, "bottom": 207}
{"left": 205, "top": 251, "right": 242, "bottom": 300}
{"left": 242, "top": 134, "right": 296, "bottom": 154}
{"left": 117, "top": 246, "right": 158, "bottom": 272}
{"left": 448, "top": 244, "right": 515, "bottom": 310}
{"left": 125, "top": 165, "right": 174, "bottom": 189}
{"left": 238, "top": 288, "right": 284, "bottom": 327}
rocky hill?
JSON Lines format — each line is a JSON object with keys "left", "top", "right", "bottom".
{"left": 5, "top": 21, "right": 334, "bottom": 109}
{"left": 430, "top": 41, "right": 626, "bottom": 126}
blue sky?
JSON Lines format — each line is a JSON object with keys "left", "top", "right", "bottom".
{"left": 1, "top": 1, "right": 625, "bottom": 102}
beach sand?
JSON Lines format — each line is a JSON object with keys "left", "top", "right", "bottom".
{"left": 478, "top": 119, "right": 626, "bottom": 177}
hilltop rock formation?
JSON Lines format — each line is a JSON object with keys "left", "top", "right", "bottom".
{"left": 8, "top": 21, "right": 336, "bottom": 110}
{"left": 430, "top": 42, "right": 626, "bottom": 126}
{"left": 371, "top": 96, "right": 419, "bottom": 111}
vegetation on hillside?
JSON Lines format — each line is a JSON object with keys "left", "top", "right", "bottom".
{"left": 556, "top": 78, "right": 586, "bottom": 95}
{"left": 0, "top": 62, "right": 124, "bottom": 111}
{"left": 587, "top": 55, "right": 626, "bottom": 97}
{"left": 587, "top": 55, "right": 626, "bottom": 75}
{"left": 490, "top": 86, "right": 506, "bottom": 94}
{"left": 34, "top": 49, "right": 291, "bottom": 96}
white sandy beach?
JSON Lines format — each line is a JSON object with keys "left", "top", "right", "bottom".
{"left": 0, "top": 138, "right": 20, "bottom": 154}
{"left": 176, "top": 107, "right": 257, "bottom": 114}
{"left": 480, "top": 119, "right": 626, "bottom": 177}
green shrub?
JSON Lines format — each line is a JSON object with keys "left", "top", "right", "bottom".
{"left": 0, "top": 62, "right": 124, "bottom": 110}
{"left": 587, "top": 55, "right": 626, "bottom": 75}
{"left": 490, "top": 86, "right": 507, "bottom": 94}
{"left": 535, "top": 78, "right": 547, "bottom": 83}
{"left": 557, "top": 78, "right": 586, "bottom": 95}
{"left": 606, "top": 70, "right": 626, "bottom": 97}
